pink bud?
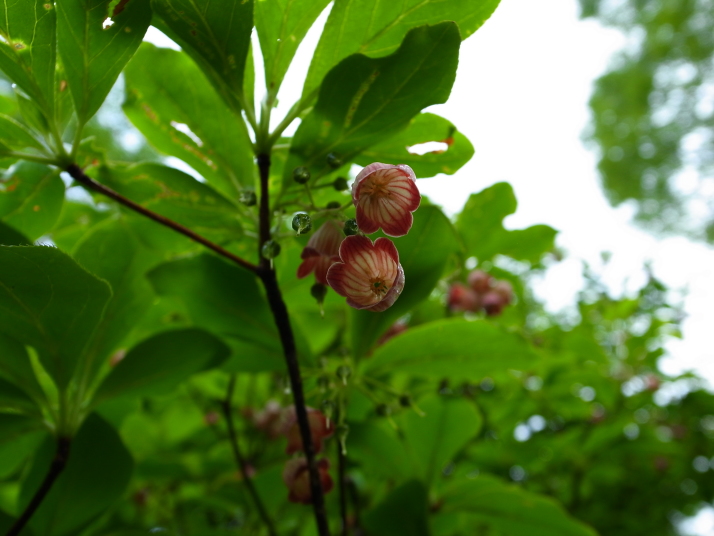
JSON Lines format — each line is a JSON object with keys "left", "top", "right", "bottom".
{"left": 282, "top": 407, "right": 334, "bottom": 455}
{"left": 352, "top": 163, "right": 420, "bottom": 237}
{"left": 448, "top": 283, "right": 480, "bottom": 312}
{"left": 297, "top": 220, "right": 343, "bottom": 285}
{"left": 283, "top": 457, "right": 334, "bottom": 504}
{"left": 326, "top": 235, "right": 405, "bottom": 312}
{"left": 492, "top": 280, "right": 513, "bottom": 304}
{"left": 467, "top": 270, "right": 492, "bottom": 294}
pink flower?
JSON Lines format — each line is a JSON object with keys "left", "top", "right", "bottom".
{"left": 467, "top": 270, "right": 493, "bottom": 293}
{"left": 282, "top": 406, "right": 334, "bottom": 455}
{"left": 283, "top": 457, "right": 334, "bottom": 504}
{"left": 326, "top": 235, "right": 405, "bottom": 312}
{"left": 296, "top": 220, "right": 343, "bottom": 285}
{"left": 447, "top": 283, "right": 480, "bottom": 313}
{"left": 352, "top": 163, "right": 420, "bottom": 237}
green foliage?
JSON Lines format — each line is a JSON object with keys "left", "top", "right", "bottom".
{"left": 362, "top": 480, "right": 430, "bottom": 536}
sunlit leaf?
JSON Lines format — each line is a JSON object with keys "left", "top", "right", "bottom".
{"left": 0, "top": 113, "right": 46, "bottom": 151}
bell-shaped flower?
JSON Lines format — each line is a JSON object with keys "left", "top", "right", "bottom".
{"left": 282, "top": 406, "right": 334, "bottom": 455}
{"left": 283, "top": 457, "right": 334, "bottom": 504}
{"left": 296, "top": 220, "right": 343, "bottom": 285}
{"left": 326, "top": 235, "right": 405, "bottom": 312}
{"left": 352, "top": 163, "right": 420, "bottom": 237}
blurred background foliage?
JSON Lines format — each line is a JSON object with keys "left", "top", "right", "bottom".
{"left": 578, "top": 0, "right": 714, "bottom": 241}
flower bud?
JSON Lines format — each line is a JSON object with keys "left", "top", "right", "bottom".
{"left": 482, "top": 291, "right": 505, "bottom": 316}
{"left": 336, "top": 365, "right": 351, "bottom": 384}
{"left": 239, "top": 190, "right": 257, "bottom": 206}
{"left": 292, "top": 213, "right": 312, "bottom": 235}
{"left": 261, "top": 240, "right": 281, "bottom": 259}
{"left": 467, "top": 270, "right": 492, "bottom": 294}
{"left": 448, "top": 283, "right": 479, "bottom": 312}
{"left": 343, "top": 219, "right": 359, "bottom": 236}
{"left": 326, "top": 201, "right": 341, "bottom": 210}
{"left": 333, "top": 177, "right": 349, "bottom": 191}
{"left": 492, "top": 280, "right": 513, "bottom": 304}
{"left": 293, "top": 166, "right": 311, "bottom": 184}
{"left": 326, "top": 153, "right": 342, "bottom": 169}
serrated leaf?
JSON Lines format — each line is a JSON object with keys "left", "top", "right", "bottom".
{"left": 439, "top": 475, "right": 599, "bottom": 536}
{"left": 0, "top": 162, "right": 64, "bottom": 240}
{"left": 151, "top": 0, "right": 253, "bottom": 112}
{"left": 98, "top": 163, "right": 243, "bottom": 242}
{"left": 455, "top": 182, "right": 558, "bottom": 263}
{"left": 303, "top": 0, "right": 500, "bottom": 97}
{"left": 93, "top": 328, "right": 230, "bottom": 405}
{"left": 285, "top": 22, "right": 461, "bottom": 187}
{"left": 363, "top": 318, "right": 537, "bottom": 379}
{"left": 56, "top": 0, "right": 151, "bottom": 123}
{"left": 355, "top": 113, "right": 474, "bottom": 178}
{"left": 0, "top": 113, "right": 46, "bottom": 151}
{"left": 20, "top": 413, "right": 133, "bottom": 536}
{"left": 255, "top": 0, "right": 331, "bottom": 95}
{"left": 123, "top": 44, "right": 254, "bottom": 200}
{"left": 0, "top": 246, "right": 112, "bottom": 389}
{"left": 351, "top": 205, "right": 460, "bottom": 358}
{"left": 0, "top": 1, "right": 56, "bottom": 116}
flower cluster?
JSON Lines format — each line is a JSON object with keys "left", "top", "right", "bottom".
{"left": 448, "top": 270, "right": 514, "bottom": 316}
{"left": 297, "top": 163, "right": 421, "bottom": 312}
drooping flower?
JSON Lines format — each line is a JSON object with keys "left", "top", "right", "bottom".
{"left": 282, "top": 457, "right": 333, "bottom": 505}
{"left": 282, "top": 406, "right": 334, "bottom": 455}
{"left": 352, "top": 163, "right": 420, "bottom": 237}
{"left": 296, "top": 220, "right": 343, "bottom": 285}
{"left": 447, "top": 283, "right": 479, "bottom": 313}
{"left": 326, "top": 235, "right": 405, "bottom": 312}
{"left": 467, "top": 270, "right": 493, "bottom": 293}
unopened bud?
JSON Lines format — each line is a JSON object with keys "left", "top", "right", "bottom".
{"left": 326, "top": 153, "right": 342, "bottom": 169}
{"left": 261, "top": 240, "right": 281, "bottom": 259}
{"left": 239, "top": 190, "right": 257, "bottom": 206}
{"left": 326, "top": 201, "right": 341, "bottom": 210}
{"left": 293, "top": 166, "right": 311, "bottom": 184}
{"left": 321, "top": 399, "right": 335, "bottom": 421}
{"left": 336, "top": 423, "right": 349, "bottom": 454}
{"left": 317, "top": 375, "right": 330, "bottom": 391}
{"left": 333, "top": 177, "right": 349, "bottom": 191}
{"left": 336, "top": 365, "right": 351, "bottom": 385}
{"left": 292, "top": 213, "right": 312, "bottom": 235}
{"left": 311, "top": 283, "right": 328, "bottom": 304}
{"left": 343, "top": 218, "right": 359, "bottom": 236}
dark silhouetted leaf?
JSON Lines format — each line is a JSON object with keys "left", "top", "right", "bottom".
{"left": 363, "top": 480, "right": 430, "bottom": 536}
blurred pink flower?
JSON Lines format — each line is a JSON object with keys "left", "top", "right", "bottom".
{"left": 283, "top": 457, "right": 333, "bottom": 504}
{"left": 296, "top": 220, "right": 343, "bottom": 285}
{"left": 352, "top": 163, "right": 420, "bottom": 237}
{"left": 282, "top": 406, "right": 334, "bottom": 455}
{"left": 326, "top": 235, "right": 404, "bottom": 312}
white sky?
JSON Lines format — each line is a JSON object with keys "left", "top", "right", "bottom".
{"left": 145, "top": 0, "right": 714, "bottom": 386}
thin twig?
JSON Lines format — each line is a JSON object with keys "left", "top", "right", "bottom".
{"left": 221, "top": 374, "right": 278, "bottom": 536}
{"left": 256, "top": 154, "right": 331, "bottom": 536}
{"left": 337, "top": 433, "right": 349, "bottom": 536}
{"left": 65, "top": 164, "right": 258, "bottom": 274}
{"left": 5, "top": 436, "right": 71, "bottom": 536}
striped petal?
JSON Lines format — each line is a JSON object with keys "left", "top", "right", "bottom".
{"left": 296, "top": 220, "right": 344, "bottom": 284}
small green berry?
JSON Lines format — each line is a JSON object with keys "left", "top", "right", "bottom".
{"left": 343, "top": 218, "right": 359, "bottom": 236}
{"left": 292, "top": 213, "right": 312, "bottom": 235}
{"left": 326, "top": 153, "right": 342, "bottom": 169}
{"left": 293, "top": 166, "right": 311, "bottom": 184}
{"left": 336, "top": 365, "right": 352, "bottom": 384}
{"left": 399, "top": 395, "right": 412, "bottom": 408}
{"left": 326, "top": 201, "right": 341, "bottom": 210}
{"left": 333, "top": 177, "right": 349, "bottom": 191}
{"left": 376, "top": 403, "right": 391, "bottom": 417}
{"left": 261, "top": 240, "right": 281, "bottom": 259}
{"left": 239, "top": 190, "right": 257, "bottom": 206}
{"left": 311, "top": 283, "right": 327, "bottom": 304}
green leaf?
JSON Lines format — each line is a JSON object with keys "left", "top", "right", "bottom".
{"left": 285, "top": 22, "right": 461, "bottom": 186}
{"left": 0, "top": 246, "right": 112, "bottom": 389}
{"left": 455, "top": 182, "right": 558, "bottom": 263}
{"left": 148, "top": 254, "right": 311, "bottom": 372}
{"left": 50, "top": 200, "right": 112, "bottom": 251}
{"left": 94, "top": 328, "right": 230, "bottom": 404}
{"left": 72, "top": 219, "right": 158, "bottom": 383}
{"left": 0, "top": 510, "right": 33, "bottom": 536}
{"left": 0, "top": 1, "right": 56, "bottom": 115}
{"left": 0, "top": 333, "right": 44, "bottom": 402}
{"left": 151, "top": 0, "right": 253, "bottom": 111}
{"left": 363, "top": 318, "right": 538, "bottom": 379}
{"left": 351, "top": 205, "right": 460, "bottom": 358}
{"left": 0, "top": 221, "right": 31, "bottom": 245}
{"left": 0, "top": 428, "right": 45, "bottom": 480}
{"left": 0, "top": 376, "right": 41, "bottom": 416}
{"left": 355, "top": 113, "right": 474, "bottom": 178}
{"left": 0, "top": 113, "right": 46, "bottom": 151}
{"left": 0, "top": 162, "right": 64, "bottom": 240}
{"left": 439, "top": 475, "right": 598, "bottom": 536}
{"left": 303, "top": 0, "right": 500, "bottom": 97}
{"left": 98, "top": 163, "right": 244, "bottom": 242}
{"left": 400, "top": 395, "right": 482, "bottom": 485}
{"left": 123, "top": 44, "right": 254, "bottom": 200}
{"left": 362, "top": 480, "right": 430, "bottom": 536}
{"left": 255, "top": 0, "right": 331, "bottom": 95}
{"left": 0, "top": 414, "right": 45, "bottom": 447}
{"left": 56, "top": 0, "right": 151, "bottom": 123}
{"left": 20, "top": 413, "right": 134, "bottom": 536}
{"left": 349, "top": 420, "right": 412, "bottom": 479}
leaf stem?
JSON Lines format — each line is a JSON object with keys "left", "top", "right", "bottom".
{"left": 255, "top": 153, "right": 331, "bottom": 536}
{"left": 5, "top": 436, "right": 71, "bottom": 536}
{"left": 0, "top": 152, "right": 60, "bottom": 166}
{"left": 221, "top": 374, "right": 278, "bottom": 536}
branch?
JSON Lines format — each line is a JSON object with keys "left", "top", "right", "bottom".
{"left": 65, "top": 164, "right": 258, "bottom": 274}
{"left": 5, "top": 436, "right": 71, "bottom": 536}
{"left": 221, "top": 375, "right": 278, "bottom": 536}
{"left": 255, "top": 154, "right": 331, "bottom": 536}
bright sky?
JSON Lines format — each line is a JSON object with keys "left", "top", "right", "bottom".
{"left": 146, "top": 0, "right": 714, "bottom": 388}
